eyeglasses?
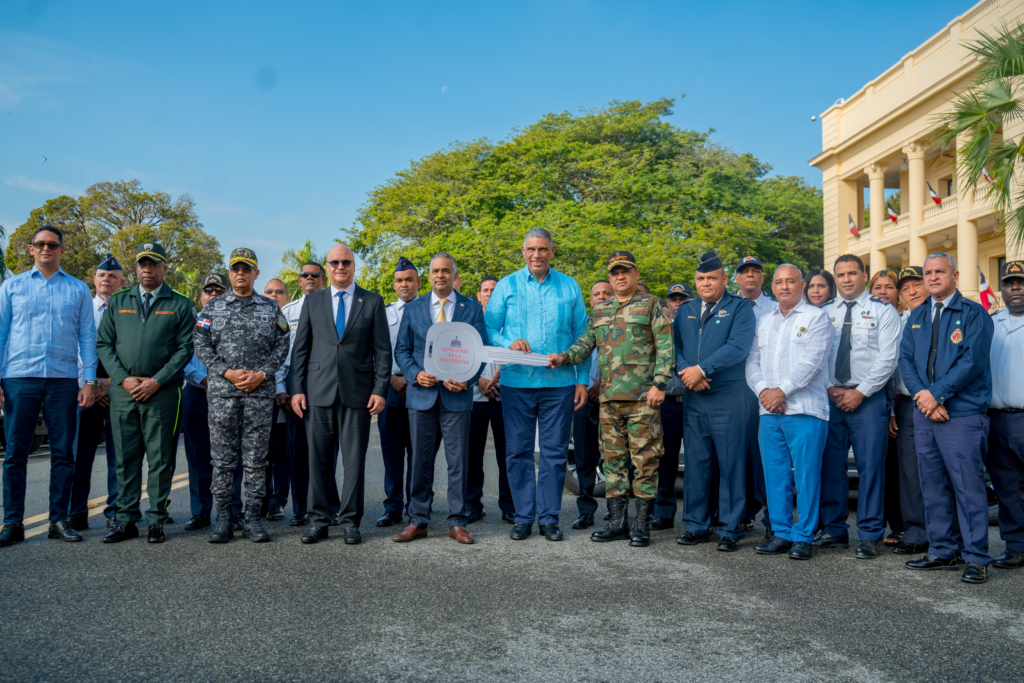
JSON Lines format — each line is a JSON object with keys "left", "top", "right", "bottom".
{"left": 202, "top": 286, "right": 226, "bottom": 294}
{"left": 298, "top": 272, "right": 323, "bottom": 279}
{"left": 264, "top": 288, "right": 286, "bottom": 295}
{"left": 326, "top": 259, "right": 354, "bottom": 269}
{"left": 32, "top": 241, "right": 61, "bottom": 250}
{"left": 229, "top": 264, "right": 253, "bottom": 273}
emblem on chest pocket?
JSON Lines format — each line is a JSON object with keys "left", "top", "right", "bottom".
{"left": 951, "top": 329, "right": 963, "bottom": 344}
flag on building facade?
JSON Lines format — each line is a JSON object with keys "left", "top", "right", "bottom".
{"left": 979, "top": 266, "right": 994, "bottom": 310}
{"left": 886, "top": 201, "right": 899, "bottom": 223}
{"left": 926, "top": 181, "right": 942, "bottom": 205}
{"left": 982, "top": 167, "right": 993, "bottom": 184}
{"left": 848, "top": 213, "right": 859, "bottom": 237}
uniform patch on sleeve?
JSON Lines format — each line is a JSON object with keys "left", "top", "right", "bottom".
{"left": 196, "top": 318, "right": 211, "bottom": 328}
{"left": 277, "top": 313, "right": 289, "bottom": 332}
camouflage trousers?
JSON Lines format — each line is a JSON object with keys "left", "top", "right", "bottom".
{"left": 209, "top": 396, "right": 273, "bottom": 510}
{"left": 599, "top": 400, "right": 663, "bottom": 499}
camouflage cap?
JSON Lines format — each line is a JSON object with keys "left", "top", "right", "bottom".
{"left": 135, "top": 242, "right": 167, "bottom": 264}
{"left": 229, "top": 247, "right": 258, "bottom": 268}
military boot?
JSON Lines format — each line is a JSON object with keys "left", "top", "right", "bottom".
{"left": 630, "top": 498, "right": 652, "bottom": 547}
{"left": 243, "top": 504, "right": 270, "bottom": 543}
{"left": 209, "top": 506, "right": 234, "bottom": 544}
{"left": 591, "top": 496, "right": 631, "bottom": 542}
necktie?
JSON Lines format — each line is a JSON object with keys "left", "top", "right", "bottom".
{"left": 927, "top": 302, "right": 944, "bottom": 384}
{"left": 142, "top": 292, "right": 152, "bottom": 318}
{"left": 335, "top": 291, "right": 346, "bottom": 339}
{"left": 835, "top": 301, "right": 856, "bottom": 384}
{"left": 436, "top": 298, "right": 448, "bottom": 323}
{"left": 699, "top": 301, "right": 715, "bottom": 328}
{"left": 749, "top": 299, "right": 756, "bottom": 308}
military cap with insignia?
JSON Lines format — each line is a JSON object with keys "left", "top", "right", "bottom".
{"left": 201, "top": 272, "right": 230, "bottom": 290}
{"left": 97, "top": 253, "right": 122, "bottom": 271}
{"left": 606, "top": 250, "right": 638, "bottom": 272}
{"left": 1001, "top": 260, "right": 1024, "bottom": 281}
{"left": 135, "top": 242, "right": 167, "bottom": 264}
{"left": 229, "top": 247, "right": 258, "bottom": 268}
{"left": 736, "top": 255, "right": 763, "bottom": 271}
{"left": 696, "top": 250, "right": 723, "bottom": 273}
{"left": 896, "top": 266, "right": 923, "bottom": 289}
{"left": 667, "top": 282, "right": 692, "bottom": 299}
{"left": 395, "top": 255, "right": 417, "bottom": 273}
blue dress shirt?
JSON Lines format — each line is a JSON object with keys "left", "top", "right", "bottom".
{"left": 484, "top": 266, "right": 591, "bottom": 388}
{"left": 0, "top": 266, "right": 96, "bottom": 381}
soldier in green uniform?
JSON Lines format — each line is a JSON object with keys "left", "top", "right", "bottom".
{"left": 548, "top": 251, "right": 674, "bottom": 547}
{"left": 96, "top": 242, "right": 196, "bottom": 544}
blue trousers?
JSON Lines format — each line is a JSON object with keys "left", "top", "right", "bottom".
{"left": 286, "top": 408, "right": 339, "bottom": 517}
{"left": 467, "top": 399, "right": 514, "bottom": 517}
{"left": 502, "top": 385, "right": 575, "bottom": 526}
{"left": 182, "top": 384, "right": 243, "bottom": 517}
{"left": 821, "top": 389, "right": 888, "bottom": 542}
{"left": 408, "top": 402, "right": 470, "bottom": 529}
{"left": 655, "top": 397, "right": 684, "bottom": 520}
{"left": 378, "top": 388, "right": 414, "bottom": 515}
{"left": 266, "top": 405, "right": 290, "bottom": 508}
{"left": 914, "top": 411, "right": 991, "bottom": 566}
{"left": 985, "top": 410, "right": 1024, "bottom": 553}
{"left": 68, "top": 403, "right": 117, "bottom": 520}
{"left": 2, "top": 378, "right": 79, "bottom": 524}
{"left": 759, "top": 413, "right": 828, "bottom": 543}
{"left": 572, "top": 399, "right": 601, "bottom": 516}
{"left": 682, "top": 387, "right": 749, "bottom": 539}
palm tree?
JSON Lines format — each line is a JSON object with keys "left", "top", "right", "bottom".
{"left": 278, "top": 240, "right": 325, "bottom": 299}
{"left": 935, "top": 24, "right": 1024, "bottom": 248}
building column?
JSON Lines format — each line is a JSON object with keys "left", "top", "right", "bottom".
{"left": 865, "top": 164, "right": 887, "bottom": 275}
{"left": 956, "top": 134, "right": 980, "bottom": 300}
{"left": 903, "top": 142, "right": 929, "bottom": 265}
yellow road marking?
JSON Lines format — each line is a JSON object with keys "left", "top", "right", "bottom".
{"left": 19, "top": 473, "right": 189, "bottom": 527}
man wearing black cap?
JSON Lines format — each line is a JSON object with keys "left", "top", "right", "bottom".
{"left": 96, "top": 242, "right": 196, "bottom": 544}
{"left": 68, "top": 253, "right": 125, "bottom": 530}
{"left": 674, "top": 251, "right": 757, "bottom": 551}
{"left": 987, "top": 260, "right": 1024, "bottom": 570}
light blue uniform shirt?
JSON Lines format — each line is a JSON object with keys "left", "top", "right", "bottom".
{"left": 484, "top": 266, "right": 591, "bottom": 389}
{"left": 990, "top": 308, "right": 1024, "bottom": 410}
{"left": 184, "top": 353, "right": 208, "bottom": 389}
{"left": 0, "top": 266, "right": 96, "bottom": 381}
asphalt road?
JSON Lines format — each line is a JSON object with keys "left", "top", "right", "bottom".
{"left": 1, "top": 431, "right": 1022, "bottom": 682}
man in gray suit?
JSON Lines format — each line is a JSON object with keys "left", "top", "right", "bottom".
{"left": 289, "top": 243, "right": 391, "bottom": 545}
{"left": 392, "top": 252, "right": 487, "bottom": 545}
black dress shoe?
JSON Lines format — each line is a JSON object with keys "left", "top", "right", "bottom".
{"left": 764, "top": 528, "right": 775, "bottom": 542}
{"left": 510, "top": 523, "right": 532, "bottom": 540}
{"left": 893, "top": 541, "right": 928, "bottom": 555}
{"left": 572, "top": 514, "right": 595, "bottom": 530}
{"left": 905, "top": 553, "right": 965, "bottom": 571}
{"left": 501, "top": 512, "right": 516, "bottom": 524}
{"left": 106, "top": 517, "right": 117, "bottom": 529}
{"left": 230, "top": 514, "right": 244, "bottom": 531}
{"left": 540, "top": 523, "right": 563, "bottom": 541}
{"left": 68, "top": 516, "right": 89, "bottom": 531}
{"left": 755, "top": 536, "right": 793, "bottom": 555}
{"left": 961, "top": 562, "right": 988, "bottom": 583}
{"left": 184, "top": 515, "right": 211, "bottom": 531}
{"left": 855, "top": 540, "right": 880, "bottom": 559}
{"left": 649, "top": 516, "right": 674, "bottom": 531}
{"left": 676, "top": 531, "right": 710, "bottom": 546}
{"left": 717, "top": 536, "right": 739, "bottom": 552}
{"left": 0, "top": 523, "right": 25, "bottom": 547}
{"left": 810, "top": 531, "right": 849, "bottom": 549}
{"left": 789, "top": 542, "right": 812, "bottom": 560}
{"left": 376, "top": 512, "right": 403, "bottom": 527}
{"left": 330, "top": 514, "right": 341, "bottom": 527}
{"left": 301, "top": 526, "right": 328, "bottom": 544}
{"left": 289, "top": 514, "right": 309, "bottom": 527}
{"left": 148, "top": 524, "right": 166, "bottom": 543}
{"left": 265, "top": 505, "right": 285, "bottom": 522}
{"left": 48, "top": 519, "right": 83, "bottom": 542}
{"left": 103, "top": 521, "right": 139, "bottom": 543}
{"left": 344, "top": 527, "right": 362, "bottom": 545}
{"left": 465, "top": 510, "right": 486, "bottom": 524}
{"left": 993, "top": 550, "right": 1024, "bottom": 569}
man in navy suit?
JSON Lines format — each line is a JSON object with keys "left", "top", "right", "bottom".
{"left": 392, "top": 252, "right": 487, "bottom": 545}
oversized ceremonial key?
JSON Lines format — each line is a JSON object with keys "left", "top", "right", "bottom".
{"left": 424, "top": 321, "right": 550, "bottom": 383}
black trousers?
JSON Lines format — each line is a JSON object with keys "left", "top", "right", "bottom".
{"left": 287, "top": 408, "right": 339, "bottom": 518}
{"left": 307, "top": 399, "right": 369, "bottom": 529}
{"left": 466, "top": 399, "right": 514, "bottom": 516}
{"left": 655, "top": 397, "right": 684, "bottom": 520}
{"left": 572, "top": 399, "right": 602, "bottom": 516}
{"left": 895, "top": 396, "right": 926, "bottom": 545}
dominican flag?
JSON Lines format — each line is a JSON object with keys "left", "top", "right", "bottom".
{"left": 886, "top": 201, "right": 899, "bottom": 223}
{"left": 979, "top": 267, "right": 995, "bottom": 310}
{"left": 848, "top": 214, "right": 859, "bottom": 237}
{"left": 982, "top": 167, "right": 993, "bottom": 184}
{"left": 196, "top": 318, "right": 211, "bottom": 328}
{"left": 926, "top": 181, "right": 942, "bottom": 205}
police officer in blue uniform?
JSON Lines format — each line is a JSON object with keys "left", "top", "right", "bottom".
{"left": 816, "top": 254, "right": 901, "bottom": 559}
{"left": 899, "top": 252, "right": 993, "bottom": 584}
{"left": 675, "top": 252, "right": 757, "bottom": 551}
{"left": 987, "top": 259, "right": 1024, "bottom": 571}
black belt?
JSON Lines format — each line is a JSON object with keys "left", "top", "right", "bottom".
{"left": 665, "top": 395, "right": 684, "bottom": 403}
{"left": 990, "top": 407, "right": 1024, "bottom": 414}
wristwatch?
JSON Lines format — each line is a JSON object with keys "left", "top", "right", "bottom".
{"left": 653, "top": 382, "right": 667, "bottom": 391}
{"left": 84, "top": 380, "right": 97, "bottom": 387}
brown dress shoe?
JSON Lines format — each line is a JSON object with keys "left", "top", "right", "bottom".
{"left": 392, "top": 524, "right": 427, "bottom": 542}
{"left": 449, "top": 525, "right": 474, "bottom": 544}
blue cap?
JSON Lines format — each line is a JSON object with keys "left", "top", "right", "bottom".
{"left": 668, "top": 282, "right": 692, "bottom": 298}
{"left": 696, "top": 251, "right": 723, "bottom": 273}
{"left": 97, "top": 253, "right": 122, "bottom": 271}
{"left": 395, "top": 256, "right": 417, "bottom": 273}
{"left": 737, "top": 255, "right": 763, "bottom": 271}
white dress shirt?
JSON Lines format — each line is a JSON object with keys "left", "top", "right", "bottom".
{"left": 746, "top": 292, "right": 779, "bottom": 323}
{"left": 746, "top": 300, "right": 835, "bottom": 421}
{"left": 276, "top": 295, "right": 307, "bottom": 394}
{"left": 473, "top": 362, "right": 501, "bottom": 402}
{"left": 990, "top": 308, "right": 1024, "bottom": 410}
{"left": 79, "top": 294, "right": 113, "bottom": 386}
{"left": 430, "top": 290, "right": 455, "bottom": 323}
{"left": 825, "top": 289, "right": 902, "bottom": 397}
{"left": 386, "top": 296, "right": 414, "bottom": 375}
{"left": 331, "top": 282, "right": 356, "bottom": 324}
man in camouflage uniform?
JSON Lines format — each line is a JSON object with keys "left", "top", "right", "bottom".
{"left": 194, "top": 248, "right": 290, "bottom": 543}
{"left": 548, "top": 251, "right": 674, "bottom": 547}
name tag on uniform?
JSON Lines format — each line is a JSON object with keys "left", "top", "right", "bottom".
{"left": 119, "top": 309, "right": 136, "bottom": 314}
{"left": 155, "top": 311, "right": 174, "bottom": 315}
{"left": 912, "top": 324, "right": 921, "bottom": 329}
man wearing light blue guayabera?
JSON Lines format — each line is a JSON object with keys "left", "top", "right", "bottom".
{"left": 484, "top": 228, "right": 590, "bottom": 542}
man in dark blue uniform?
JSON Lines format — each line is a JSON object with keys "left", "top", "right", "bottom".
{"left": 899, "top": 252, "right": 994, "bottom": 584}
{"left": 674, "top": 252, "right": 756, "bottom": 551}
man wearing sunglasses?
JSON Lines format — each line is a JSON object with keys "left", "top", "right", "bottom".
{"left": 0, "top": 225, "right": 98, "bottom": 547}
{"left": 290, "top": 244, "right": 391, "bottom": 545}
{"left": 277, "top": 261, "right": 342, "bottom": 527}
{"left": 261, "top": 279, "right": 291, "bottom": 522}
{"left": 195, "top": 248, "right": 291, "bottom": 544}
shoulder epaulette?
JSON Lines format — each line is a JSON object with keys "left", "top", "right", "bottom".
{"left": 171, "top": 288, "right": 189, "bottom": 298}
{"left": 113, "top": 287, "right": 131, "bottom": 296}
{"left": 824, "top": 297, "right": 835, "bottom": 306}
{"left": 869, "top": 295, "right": 890, "bottom": 306}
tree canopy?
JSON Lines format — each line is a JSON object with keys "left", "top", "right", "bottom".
{"left": 349, "top": 98, "right": 823, "bottom": 300}
{"left": 6, "top": 180, "right": 224, "bottom": 296}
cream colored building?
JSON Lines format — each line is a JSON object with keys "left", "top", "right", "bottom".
{"left": 810, "top": 0, "right": 1023, "bottom": 303}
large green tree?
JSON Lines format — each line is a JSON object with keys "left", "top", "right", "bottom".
{"left": 7, "top": 180, "right": 224, "bottom": 294}
{"left": 348, "top": 98, "right": 823, "bottom": 301}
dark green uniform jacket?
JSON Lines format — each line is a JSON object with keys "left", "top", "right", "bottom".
{"left": 96, "top": 283, "right": 195, "bottom": 390}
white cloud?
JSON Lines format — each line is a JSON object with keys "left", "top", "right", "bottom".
{"left": 3, "top": 174, "right": 82, "bottom": 196}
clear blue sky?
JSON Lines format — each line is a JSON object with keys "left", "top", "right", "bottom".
{"left": 1, "top": 0, "right": 975, "bottom": 289}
